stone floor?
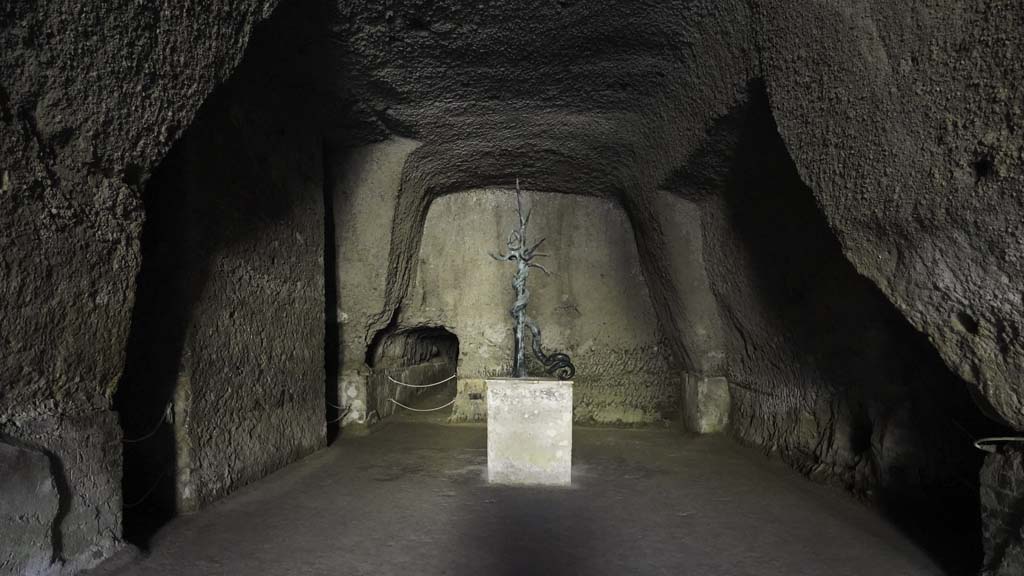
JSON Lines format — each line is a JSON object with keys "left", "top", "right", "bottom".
{"left": 90, "top": 421, "right": 946, "bottom": 576}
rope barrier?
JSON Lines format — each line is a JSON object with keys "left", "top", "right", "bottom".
{"left": 326, "top": 407, "right": 351, "bottom": 424}
{"left": 123, "top": 403, "right": 171, "bottom": 444}
{"left": 973, "top": 437, "right": 1024, "bottom": 453}
{"left": 387, "top": 373, "right": 458, "bottom": 388}
{"left": 359, "top": 410, "right": 380, "bottom": 425}
{"left": 124, "top": 471, "right": 167, "bottom": 509}
{"left": 389, "top": 397, "right": 457, "bottom": 412}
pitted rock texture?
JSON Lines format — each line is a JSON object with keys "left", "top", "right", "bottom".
{"left": 326, "top": 139, "right": 416, "bottom": 426}
{"left": 3, "top": 0, "right": 1024, "bottom": 572}
{"left": 324, "top": 0, "right": 1024, "bottom": 434}
{"left": 1, "top": 412, "right": 122, "bottom": 575}
{"left": 326, "top": 0, "right": 755, "bottom": 384}
{"left": 0, "top": 442, "right": 58, "bottom": 576}
{"left": 981, "top": 447, "right": 1024, "bottom": 575}
{"left": 1, "top": 0, "right": 283, "bottom": 416}
{"left": 115, "top": 1, "right": 329, "bottom": 536}
{"left": 692, "top": 88, "right": 993, "bottom": 571}
{"left": 337, "top": 1, "right": 1021, "bottom": 569}
{"left": 366, "top": 361, "right": 458, "bottom": 421}
{"left": 329, "top": 173, "right": 692, "bottom": 425}
{"left": 2, "top": 0, "right": 284, "bottom": 567}
{"left": 754, "top": 1, "right": 1024, "bottom": 428}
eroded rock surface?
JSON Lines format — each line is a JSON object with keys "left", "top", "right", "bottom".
{"left": 2, "top": 0, "right": 288, "bottom": 566}
{"left": 114, "top": 0, "right": 331, "bottom": 536}
{"left": 0, "top": 442, "right": 58, "bottom": 576}
{"left": 981, "top": 447, "right": 1024, "bottom": 575}
{"left": 3, "top": 0, "right": 1023, "bottom": 572}
{"left": 755, "top": 1, "right": 1024, "bottom": 429}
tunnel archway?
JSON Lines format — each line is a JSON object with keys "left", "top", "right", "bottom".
{"left": 364, "top": 325, "right": 461, "bottom": 421}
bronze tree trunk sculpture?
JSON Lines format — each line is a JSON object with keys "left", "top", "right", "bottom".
{"left": 491, "top": 180, "right": 576, "bottom": 380}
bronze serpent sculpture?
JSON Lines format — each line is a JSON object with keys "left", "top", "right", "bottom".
{"left": 491, "top": 180, "right": 576, "bottom": 380}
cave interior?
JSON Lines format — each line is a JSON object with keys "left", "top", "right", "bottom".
{"left": 2, "top": 1, "right": 1023, "bottom": 575}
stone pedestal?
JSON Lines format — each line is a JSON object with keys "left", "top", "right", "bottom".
{"left": 682, "top": 374, "right": 730, "bottom": 434}
{"left": 487, "top": 378, "right": 572, "bottom": 485}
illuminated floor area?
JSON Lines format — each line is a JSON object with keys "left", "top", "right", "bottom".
{"left": 90, "top": 423, "right": 943, "bottom": 576}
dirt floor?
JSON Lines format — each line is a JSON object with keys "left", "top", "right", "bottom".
{"left": 89, "top": 420, "right": 945, "bottom": 576}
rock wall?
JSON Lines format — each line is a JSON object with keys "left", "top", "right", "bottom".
{"left": 693, "top": 87, "right": 994, "bottom": 571}
{"left": 749, "top": 3, "right": 1024, "bottom": 564}
{"left": 645, "top": 192, "right": 727, "bottom": 377}
{"left": 0, "top": 0, "right": 283, "bottom": 571}
{"left": 405, "top": 189, "right": 678, "bottom": 424}
{"left": 114, "top": 1, "right": 328, "bottom": 540}
{"left": 981, "top": 447, "right": 1024, "bottom": 575}
{"left": 364, "top": 327, "right": 459, "bottom": 419}
{"left": 329, "top": 171, "right": 682, "bottom": 426}
{"left": 327, "top": 139, "right": 418, "bottom": 429}
{"left": 3, "top": 0, "right": 1023, "bottom": 572}
{"left": 1, "top": 442, "right": 62, "bottom": 575}
{"left": 754, "top": 0, "right": 1024, "bottom": 431}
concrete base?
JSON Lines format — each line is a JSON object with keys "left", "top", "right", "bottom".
{"left": 682, "top": 374, "right": 730, "bottom": 434}
{"left": 487, "top": 378, "right": 572, "bottom": 485}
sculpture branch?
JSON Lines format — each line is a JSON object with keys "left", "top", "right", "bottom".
{"left": 490, "top": 178, "right": 576, "bottom": 380}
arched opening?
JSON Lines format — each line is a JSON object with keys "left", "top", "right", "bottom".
{"left": 365, "top": 326, "right": 460, "bottom": 421}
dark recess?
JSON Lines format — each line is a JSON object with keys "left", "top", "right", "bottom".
{"left": 324, "top": 143, "right": 341, "bottom": 443}
{"left": 113, "top": 137, "right": 205, "bottom": 547}
{"left": 366, "top": 325, "right": 460, "bottom": 370}
{"left": 364, "top": 324, "right": 460, "bottom": 417}
{"left": 958, "top": 311, "right": 981, "bottom": 335}
{"left": 973, "top": 153, "right": 995, "bottom": 182}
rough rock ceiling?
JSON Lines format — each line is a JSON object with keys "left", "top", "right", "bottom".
{"left": 322, "top": 0, "right": 755, "bottom": 196}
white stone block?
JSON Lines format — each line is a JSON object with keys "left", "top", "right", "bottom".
{"left": 487, "top": 377, "right": 572, "bottom": 485}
